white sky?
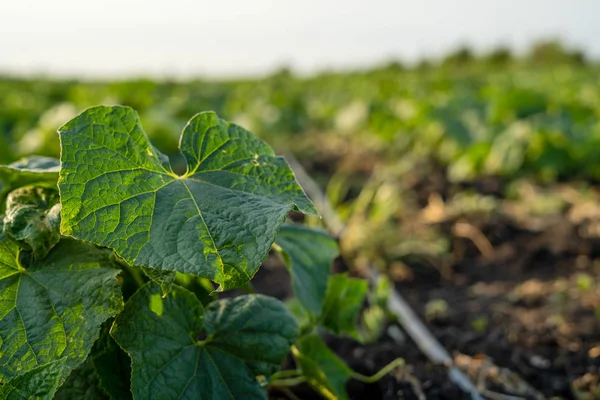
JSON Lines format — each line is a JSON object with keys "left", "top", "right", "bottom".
{"left": 1, "top": 0, "right": 598, "bottom": 78}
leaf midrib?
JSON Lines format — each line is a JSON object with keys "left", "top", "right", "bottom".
{"left": 179, "top": 180, "right": 225, "bottom": 277}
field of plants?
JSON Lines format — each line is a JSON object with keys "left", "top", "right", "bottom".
{"left": 1, "top": 47, "right": 600, "bottom": 399}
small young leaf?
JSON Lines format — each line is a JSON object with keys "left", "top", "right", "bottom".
{"left": 275, "top": 224, "right": 338, "bottom": 316}
{"left": 293, "top": 335, "right": 353, "bottom": 400}
{"left": 0, "top": 225, "right": 123, "bottom": 389}
{"left": 173, "top": 274, "right": 217, "bottom": 306}
{"left": 111, "top": 282, "right": 299, "bottom": 400}
{"left": 141, "top": 267, "right": 175, "bottom": 297}
{"left": 58, "top": 106, "right": 317, "bottom": 290}
{"left": 3, "top": 186, "right": 61, "bottom": 258}
{"left": 0, "top": 157, "right": 60, "bottom": 211}
{"left": 320, "top": 274, "right": 369, "bottom": 338}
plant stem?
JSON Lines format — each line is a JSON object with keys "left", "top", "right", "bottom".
{"left": 271, "top": 369, "right": 302, "bottom": 380}
{"left": 351, "top": 358, "right": 405, "bottom": 384}
{"left": 271, "top": 243, "right": 283, "bottom": 253}
{"left": 270, "top": 376, "right": 306, "bottom": 387}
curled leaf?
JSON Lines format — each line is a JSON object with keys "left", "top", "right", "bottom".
{"left": 3, "top": 186, "right": 61, "bottom": 259}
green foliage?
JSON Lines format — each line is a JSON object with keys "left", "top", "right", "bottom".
{"left": 276, "top": 225, "right": 369, "bottom": 336}
{"left": 293, "top": 335, "right": 353, "bottom": 400}
{"left": 141, "top": 267, "right": 176, "bottom": 297}
{"left": 275, "top": 223, "right": 338, "bottom": 316}
{"left": 54, "top": 358, "right": 106, "bottom": 400}
{"left": 484, "top": 46, "right": 512, "bottom": 65}
{"left": 111, "top": 283, "right": 299, "bottom": 399}
{"left": 442, "top": 46, "right": 475, "bottom": 67}
{"left": 3, "top": 186, "right": 61, "bottom": 259}
{"left": 0, "top": 106, "right": 387, "bottom": 399}
{"left": 275, "top": 226, "right": 374, "bottom": 399}
{"left": 1, "top": 47, "right": 599, "bottom": 398}
{"left": 2, "top": 54, "right": 600, "bottom": 184}
{"left": 58, "top": 106, "right": 316, "bottom": 290}
{"left": 528, "top": 40, "right": 586, "bottom": 65}
{"left": 0, "top": 157, "right": 59, "bottom": 211}
{"left": 321, "top": 274, "right": 369, "bottom": 339}
{"left": 0, "top": 359, "right": 68, "bottom": 399}
{"left": 0, "top": 226, "right": 122, "bottom": 398}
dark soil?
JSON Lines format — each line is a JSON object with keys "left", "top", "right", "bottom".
{"left": 259, "top": 212, "right": 600, "bottom": 399}
{"left": 253, "top": 157, "right": 600, "bottom": 399}
{"left": 397, "top": 211, "right": 600, "bottom": 399}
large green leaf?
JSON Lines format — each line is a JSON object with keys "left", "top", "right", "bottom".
{"left": 111, "top": 283, "right": 298, "bottom": 400}
{"left": 58, "top": 106, "right": 316, "bottom": 290}
{"left": 275, "top": 224, "right": 338, "bottom": 316}
{"left": 3, "top": 187, "right": 61, "bottom": 259}
{"left": 320, "top": 274, "right": 368, "bottom": 339}
{"left": 293, "top": 335, "right": 352, "bottom": 400}
{"left": 0, "top": 157, "right": 60, "bottom": 212}
{"left": 0, "top": 226, "right": 123, "bottom": 394}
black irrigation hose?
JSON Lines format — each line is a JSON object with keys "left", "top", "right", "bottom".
{"left": 286, "top": 154, "right": 484, "bottom": 400}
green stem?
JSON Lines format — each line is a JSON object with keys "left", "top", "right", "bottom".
{"left": 15, "top": 250, "right": 26, "bottom": 272}
{"left": 351, "top": 358, "right": 404, "bottom": 384}
{"left": 271, "top": 243, "right": 283, "bottom": 253}
{"left": 270, "top": 376, "right": 306, "bottom": 387}
{"left": 271, "top": 369, "right": 302, "bottom": 380}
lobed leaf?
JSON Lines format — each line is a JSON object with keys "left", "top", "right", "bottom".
{"left": 58, "top": 106, "right": 317, "bottom": 290}
{"left": 275, "top": 224, "right": 338, "bottom": 316}
{"left": 111, "top": 283, "right": 299, "bottom": 400}
{"left": 0, "top": 225, "right": 123, "bottom": 396}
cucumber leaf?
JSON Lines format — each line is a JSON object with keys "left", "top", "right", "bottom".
{"left": 321, "top": 274, "right": 368, "bottom": 339}
{"left": 293, "top": 335, "right": 353, "bottom": 400}
{"left": 0, "top": 225, "right": 123, "bottom": 394}
{"left": 58, "top": 106, "right": 316, "bottom": 290}
{"left": 0, "top": 157, "right": 60, "bottom": 212}
{"left": 0, "top": 157, "right": 60, "bottom": 191}
{"left": 3, "top": 186, "right": 61, "bottom": 259}
{"left": 111, "top": 283, "right": 298, "bottom": 400}
{"left": 275, "top": 224, "right": 338, "bottom": 316}
{"left": 0, "top": 358, "right": 67, "bottom": 400}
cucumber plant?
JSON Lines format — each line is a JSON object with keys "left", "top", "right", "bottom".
{"left": 0, "top": 106, "right": 399, "bottom": 400}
